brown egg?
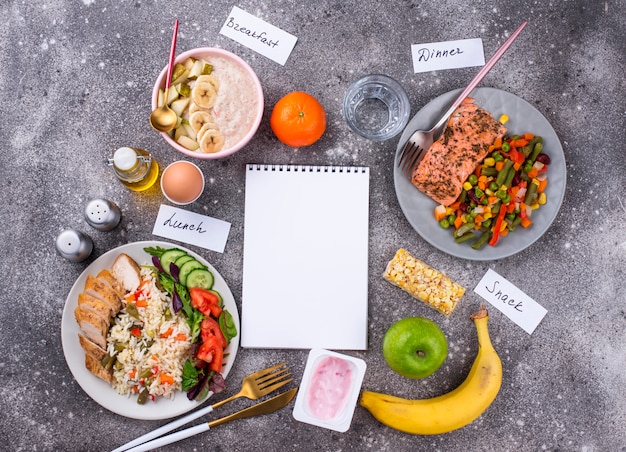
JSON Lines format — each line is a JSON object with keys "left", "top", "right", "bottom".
{"left": 160, "top": 161, "right": 205, "bottom": 205}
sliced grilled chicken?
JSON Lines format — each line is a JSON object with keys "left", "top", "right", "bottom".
{"left": 84, "top": 274, "right": 122, "bottom": 314}
{"left": 85, "top": 354, "right": 114, "bottom": 384}
{"left": 74, "top": 306, "right": 108, "bottom": 349}
{"left": 77, "top": 292, "right": 114, "bottom": 322}
{"left": 97, "top": 268, "right": 126, "bottom": 299}
{"left": 111, "top": 253, "right": 142, "bottom": 293}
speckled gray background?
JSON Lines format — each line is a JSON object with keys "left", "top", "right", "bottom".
{"left": 1, "top": 0, "right": 624, "bottom": 451}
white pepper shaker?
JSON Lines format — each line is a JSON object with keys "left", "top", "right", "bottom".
{"left": 85, "top": 198, "right": 121, "bottom": 231}
{"left": 55, "top": 229, "right": 93, "bottom": 262}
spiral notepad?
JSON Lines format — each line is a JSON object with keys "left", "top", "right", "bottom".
{"left": 241, "top": 164, "right": 370, "bottom": 349}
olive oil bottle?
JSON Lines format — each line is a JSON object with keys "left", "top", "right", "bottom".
{"left": 108, "top": 147, "right": 159, "bottom": 191}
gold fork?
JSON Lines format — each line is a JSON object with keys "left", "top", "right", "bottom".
{"left": 111, "top": 363, "right": 292, "bottom": 452}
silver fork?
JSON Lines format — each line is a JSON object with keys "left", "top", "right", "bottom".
{"left": 398, "top": 21, "right": 528, "bottom": 175}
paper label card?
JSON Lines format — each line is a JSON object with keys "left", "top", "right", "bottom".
{"left": 474, "top": 269, "right": 547, "bottom": 334}
{"left": 411, "top": 38, "right": 485, "bottom": 73}
{"left": 152, "top": 205, "right": 231, "bottom": 253}
{"left": 220, "top": 6, "right": 298, "bottom": 65}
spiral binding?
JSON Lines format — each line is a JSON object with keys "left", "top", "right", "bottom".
{"left": 247, "top": 164, "right": 368, "bottom": 173}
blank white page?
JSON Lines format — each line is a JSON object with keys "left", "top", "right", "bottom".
{"left": 241, "top": 164, "right": 370, "bottom": 349}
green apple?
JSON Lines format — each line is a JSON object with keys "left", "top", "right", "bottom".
{"left": 382, "top": 317, "right": 448, "bottom": 379}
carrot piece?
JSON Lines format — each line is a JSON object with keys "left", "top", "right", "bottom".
{"left": 135, "top": 299, "right": 148, "bottom": 308}
{"left": 527, "top": 167, "right": 539, "bottom": 179}
{"left": 511, "top": 139, "right": 529, "bottom": 147}
{"left": 495, "top": 161, "right": 505, "bottom": 171}
{"left": 129, "top": 370, "right": 136, "bottom": 379}
{"left": 488, "top": 196, "right": 499, "bottom": 205}
{"left": 159, "top": 373, "right": 175, "bottom": 385}
{"left": 492, "top": 137, "right": 503, "bottom": 149}
{"left": 521, "top": 217, "right": 533, "bottom": 228}
{"left": 474, "top": 214, "right": 484, "bottom": 224}
{"left": 449, "top": 201, "right": 461, "bottom": 211}
{"left": 538, "top": 179, "right": 549, "bottom": 193}
{"left": 499, "top": 227, "right": 509, "bottom": 237}
{"left": 160, "top": 327, "right": 173, "bottom": 338}
{"left": 175, "top": 333, "right": 187, "bottom": 341}
{"left": 434, "top": 205, "right": 448, "bottom": 221}
{"left": 524, "top": 132, "right": 535, "bottom": 140}
{"left": 454, "top": 216, "right": 464, "bottom": 229}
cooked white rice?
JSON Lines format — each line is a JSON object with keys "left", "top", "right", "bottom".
{"left": 107, "top": 267, "right": 192, "bottom": 401}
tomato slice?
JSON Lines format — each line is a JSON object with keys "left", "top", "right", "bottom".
{"left": 200, "top": 317, "right": 226, "bottom": 347}
{"left": 196, "top": 336, "right": 224, "bottom": 372}
{"left": 189, "top": 288, "right": 222, "bottom": 318}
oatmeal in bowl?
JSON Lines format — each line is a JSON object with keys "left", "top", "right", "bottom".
{"left": 151, "top": 47, "right": 264, "bottom": 159}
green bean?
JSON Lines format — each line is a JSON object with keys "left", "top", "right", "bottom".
{"left": 455, "top": 232, "right": 476, "bottom": 244}
{"left": 495, "top": 160, "right": 513, "bottom": 186}
{"left": 528, "top": 141, "right": 544, "bottom": 163}
{"left": 454, "top": 222, "right": 475, "bottom": 238}
{"left": 101, "top": 353, "right": 115, "bottom": 370}
{"left": 126, "top": 303, "right": 140, "bottom": 320}
{"left": 137, "top": 389, "right": 149, "bottom": 405}
{"left": 524, "top": 181, "right": 539, "bottom": 204}
{"left": 521, "top": 136, "right": 543, "bottom": 157}
{"left": 481, "top": 167, "right": 499, "bottom": 177}
{"left": 503, "top": 166, "right": 516, "bottom": 188}
{"left": 459, "top": 189, "right": 468, "bottom": 203}
{"left": 471, "top": 231, "right": 493, "bottom": 250}
{"left": 139, "top": 368, "right": 153, "bottom": 379}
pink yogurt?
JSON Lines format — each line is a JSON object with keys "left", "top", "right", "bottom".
{"left": 306, "top": 356, "right": 354, "bottom": 420}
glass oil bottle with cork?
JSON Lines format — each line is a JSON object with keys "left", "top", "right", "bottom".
{"left": 108, "top": 147, "right": 159, "bottom": 191}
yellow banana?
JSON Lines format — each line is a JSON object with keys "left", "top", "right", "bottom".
{"left": 360, "top": 305, "right": 502, "bottom": 435}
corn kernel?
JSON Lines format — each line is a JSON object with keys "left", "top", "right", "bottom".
{"left": 499, "top": 114, "right": 509, "bottom": 124}
{"left": 483, "top": 212, "right": 493, "bottom": 220}
{"left": 484, "top": 157, "right": 496, "bottom": 167}
{"left": 538, "top": 193, "right": 547, "bottom": 205}
{"left": 463, "top": 181, "right": 473, "bottom": 191}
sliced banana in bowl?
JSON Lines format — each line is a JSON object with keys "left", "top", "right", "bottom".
{"left": 151, "top": 47, "right": 264, "bottom": 159}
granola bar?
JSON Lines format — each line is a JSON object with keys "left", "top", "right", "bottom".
{"left": 382, "top": 248, "right": 465, "bottom": 316}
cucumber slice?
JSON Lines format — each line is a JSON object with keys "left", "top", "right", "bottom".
{"left": 179, "top": 259, "right": 207, "bottom": 286}
{"left": 160, "top": 249, "right": 188, "bottom": 275}
{"left": 186, "top": 268, "right": 214, "bottom": 290}
{"left": 175, "top": 254, "right": 195, "bottom": 269}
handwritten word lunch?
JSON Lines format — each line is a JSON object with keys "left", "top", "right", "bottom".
{"left": 224, "top": 17, "right": 279, "bottom": 48}
{"left": 162, "top": 212, "right": 207, "bottom": 234}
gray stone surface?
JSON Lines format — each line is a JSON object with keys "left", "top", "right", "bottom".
{"left": 1, "top": 1, "right": 624, "bottom": 451}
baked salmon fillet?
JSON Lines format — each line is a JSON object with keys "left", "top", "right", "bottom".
{"left": 411, "top": 99, "right": 508, "bottom": 206}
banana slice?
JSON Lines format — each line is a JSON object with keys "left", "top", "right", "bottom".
{"left": 188, "top": 102, "right": 202, "bottom": 115}
{"left": 192, "top": 82, "right": 218, "bottom": 109}
{"left": 196, "top": 74, "right": 220, "bottom": 91}
{"left": 189, "top": 110, "right": 216, "bottom": 134}
{"left": 198, "top": 125, "right": 225, "bottom": 154}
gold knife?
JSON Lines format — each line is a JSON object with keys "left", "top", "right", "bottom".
{"left": 123, "top": 388, "right": 298, "bottom": 452}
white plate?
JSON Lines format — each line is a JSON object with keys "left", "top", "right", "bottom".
{"left": 394, "top": 87, "right": 567, "bottom": 260}
{"left": 61, "top": 241, "right": 240, "bottom": 420}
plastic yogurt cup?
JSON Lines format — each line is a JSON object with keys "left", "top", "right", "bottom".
{"left": 293, "top": 349, "right": 366, "bottom": 432}
{"left": 342, "top": 74, "right": 411, "bottom": 141}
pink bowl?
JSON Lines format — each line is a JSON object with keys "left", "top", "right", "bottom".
{"left": 151, "top": 47, "right": 264, "bottom": 159}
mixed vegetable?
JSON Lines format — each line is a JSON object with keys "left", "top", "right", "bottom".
{"left": 144, "top": 246, "right": 237, "bottom": 402}
{"left": 435, "top": 131, "right": 550, "bottom": 249}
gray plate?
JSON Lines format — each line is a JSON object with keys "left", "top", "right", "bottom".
{"left": 394, "top": 87, "right": 566, "bottom": 261}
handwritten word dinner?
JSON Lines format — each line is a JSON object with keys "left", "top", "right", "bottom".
{"left": 415, "top": 46, "right": 464, "bottom": 62}
{"left": 224, "top": 17, "right": 279, "bottom": 48}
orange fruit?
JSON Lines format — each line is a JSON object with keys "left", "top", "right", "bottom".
{"left": 270, "top": 91, "right": 326, "bottom": 147}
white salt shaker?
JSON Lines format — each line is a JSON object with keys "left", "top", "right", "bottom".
{"left": 55, "top": 229, "right": 93, "bottom": 262}
{"left": 84, "top": 198, "right": 121, "bottom": 231}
